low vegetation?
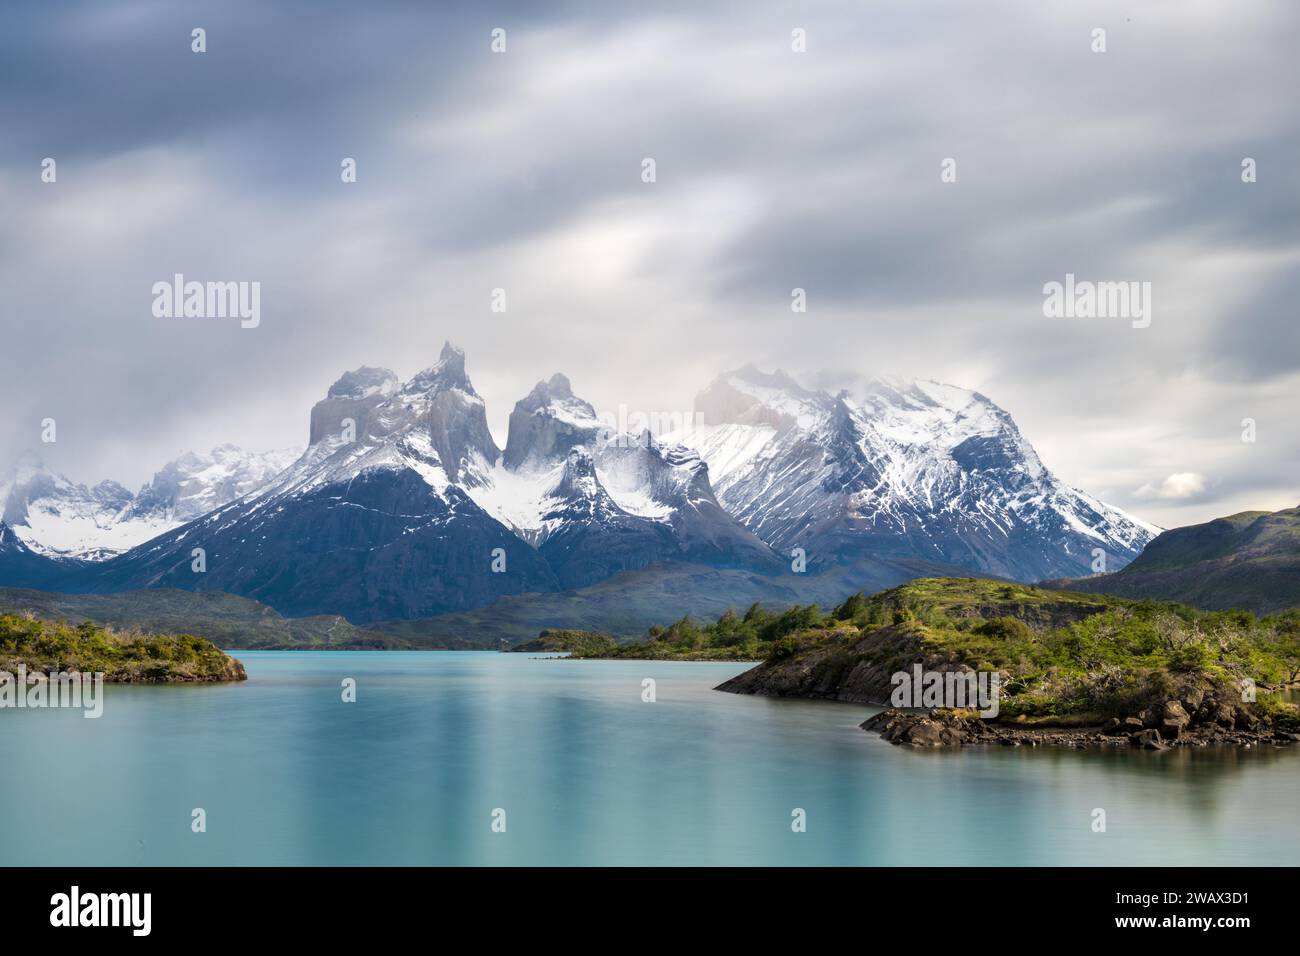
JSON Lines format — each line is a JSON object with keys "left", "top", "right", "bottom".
{"left": 510, "top": 629, "right": 620, "bottom": 656}
{"left": 0, "top": 612, "right": 246, "bottom": 682}
{"left": 560, "top": 600, "right": 859, "bottom": 660}
{"left": 868, "top": 579, "right": 1300, "bottom": 724}
{"left": 578, "top": 577, "right": 1300, "bottom": 729}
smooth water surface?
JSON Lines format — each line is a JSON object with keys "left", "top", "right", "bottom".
{"left": 2, "top": 651, "right": 1296, "bottom": 865}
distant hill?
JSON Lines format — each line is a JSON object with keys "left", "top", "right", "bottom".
{"left": 0, "top": 557, "right": 960, "bottom": 652}
{"left": 0, "top": 587, "right": 412, "bottom": 650}
{"left": 1044, "top": 506, "right": 1300, "bottom": 614}
{"left": 371, "top": 557, "right": 963, "bottom": 648}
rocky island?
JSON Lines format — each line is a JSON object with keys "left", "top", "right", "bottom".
{"left": 508, "top": 628, "right": 620, "bottom": 656}
{"left": 716, "top": 578, "right": 1300, "bottom": 749}
{"left": 0, "top": 611, "right": 246, "bottom": 683}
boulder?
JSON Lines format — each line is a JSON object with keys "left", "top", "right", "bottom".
{"left": 1178, "top": 685, "right": 1205, "bottom": 714}
{"left": 906, "top": 720, "right": 947, "bottom": 747}
{"left": 1130, "top": 729, "right": 1162, "bottom": 748}
{"left": 1160, "top": 700, "right": 1191, "bottom": 739}
{"left": 1233, "top": 707, "right": 1260, "bottom": 731}
{"left": 862, "top": 709, "right": 977, "bottom": 748}
{"left": 1197, "top": 700, "right": 1235, "bottom": 727}
{"left": 1103, "top": 716, "right": 1143, "bottom": 736}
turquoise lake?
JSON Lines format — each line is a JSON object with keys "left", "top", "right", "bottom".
{"left": 2, "top": 651, "right": 1297, "bottom": 866}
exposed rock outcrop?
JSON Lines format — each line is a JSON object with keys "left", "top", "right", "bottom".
{"left": 861, "top": 688, "right": 1297, "bottom": 751}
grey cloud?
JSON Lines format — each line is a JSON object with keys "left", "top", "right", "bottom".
{"left": 0, "top": 0, "right": 1297, "bottom": 533}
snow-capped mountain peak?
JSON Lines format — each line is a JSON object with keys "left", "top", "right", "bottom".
{"left": 475, "top": 372, "right": 677, "bottom": 537}
{"left": 403, "top": 341, "right": 475, "bottom": 396}
{"left": 308, "top": 366, "right": 399, "bottom": 445}
{"left": 702, "top": 365, "right": 827, "bottom": 430}
{"left": 502, "top": 372, "right": 603, "bottom": 472}
{"left": 457, "top": 370, "right": 781, "bottom": 578}
{"left": 667, "top": 366, "right": 1158, "bottom": 579}
{"left": 328, "top": 366, "right": 400, "bottom": 401}
{"left": 293, "top": 342, "right": 500, "bottom": 499}
{"left": 0, "top": 444, "right": 300, "bottom": 560}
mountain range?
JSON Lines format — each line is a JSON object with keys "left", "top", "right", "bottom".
{"left": 1, "top": 445, "right": 299, "bottom": 560}
{"left": 0, "top": 343, "right": 1161, "bottom": 624}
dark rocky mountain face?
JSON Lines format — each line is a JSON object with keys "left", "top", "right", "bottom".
{"left": 0, "top": 521, "right": 67, "bottom": 588}
{"left": 536, "top": 448, "right": 683, "bottom": 589}
{"left": 65, "top": 345, "right": 557, "bottom": 622}
{"left": 78, "top": 470, "right": 558, "bottom": 622}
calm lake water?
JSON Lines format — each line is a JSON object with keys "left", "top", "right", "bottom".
{"left": 2, "top": 651, "right": 1297, "bottom": 866}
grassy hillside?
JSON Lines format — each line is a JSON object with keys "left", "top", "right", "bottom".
{"left": 573, "top": 578, "right": 1121, "bottom": 662}
{"left": 1047, "top": 506, "right": 1300, "bottom": 615}
{"left": 0, "top": 612, "right": 246, "bottom": 682}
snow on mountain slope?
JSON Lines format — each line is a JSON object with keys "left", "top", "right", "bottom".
{"left": 469, "top": 372, "right": 669, "bottom": 538}
{"left": 55, "top": 345, "right": 776, "bottom": 619}
{"left": 76, "top": 344, "right": 559, "bottom": 621}
{"left": 253, "top": 347, "right": 494, "bottom": 504}
{"left": 467, "top": 371, "right": 781, "bottom": 581}
{"left": 665, "top": 366, "right": 1159, "bottom": 581}
{"left": 0, "top": 446, "right": 300, "bottom": 560}
{"left": 125, "top": 444, "right": 301, "bottom": 525}
{"left": 9, "top": 345, "right": 1159, "bottom": 617}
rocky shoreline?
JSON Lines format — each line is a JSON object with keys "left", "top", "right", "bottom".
{"left": 100, "top": 653, "right": 247, "bottom": 683}
{"left": 3, "top": 654, "right": 247, "bottom": 684}
{"left": 864, "top": 693, "right": 1300, "bottom": 751}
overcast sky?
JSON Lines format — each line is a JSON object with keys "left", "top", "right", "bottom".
{"left": 1, "top": 0, "right": 1297, "bottom": 529}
